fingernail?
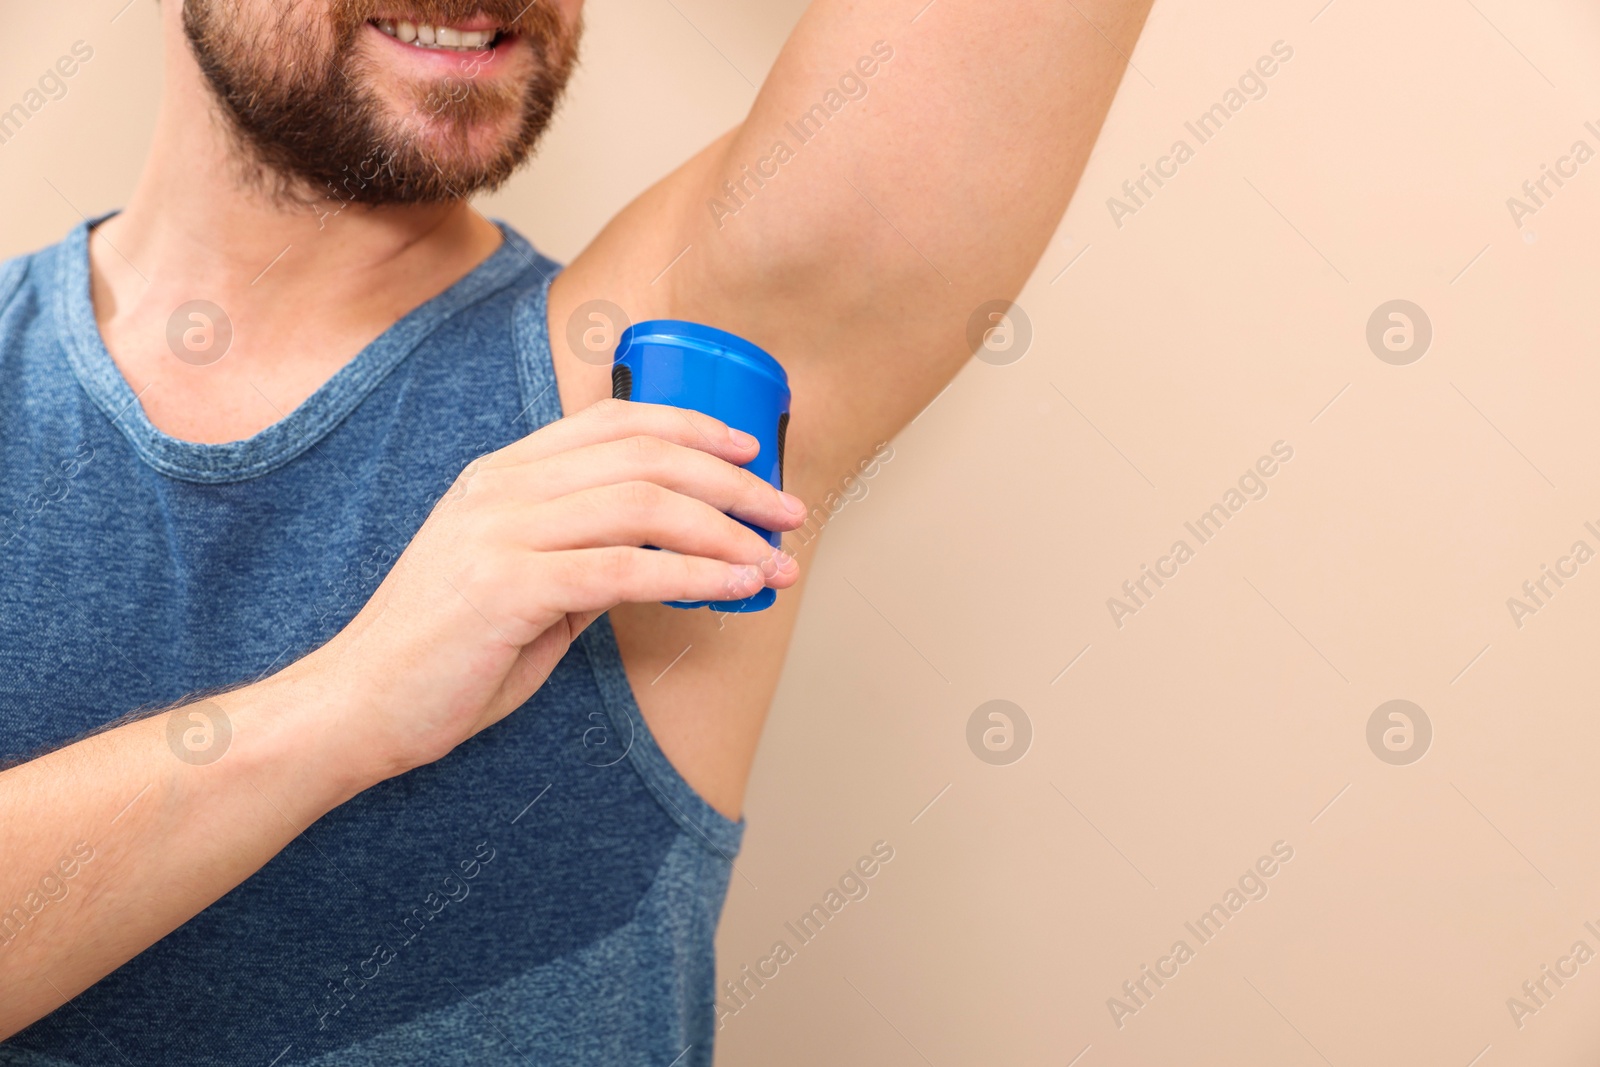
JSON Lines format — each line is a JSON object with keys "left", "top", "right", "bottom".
{"left": 771, "top": 550, "right": 797, "bottom": 572}
{"left": 730, "top": 563, "right": 761, "bottom": 587}
{"left": 781, "top": 492, "right": 807, "bottom": 515}
{"left": 728, "top": 428, "right": 757, "bottom": 450}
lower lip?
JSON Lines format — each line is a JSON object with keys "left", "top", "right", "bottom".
{"left": 362, "top": 21, "right": 524, "bottom": 76}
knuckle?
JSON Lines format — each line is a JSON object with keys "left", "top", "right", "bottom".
{"left": 688, "top": 410, "right": 724, "bottom": 437}
{"left": 617, "top": 479, "right": 663, "bottom": 515}
{"left": 443, "top": 462, "right": 481, "bottom": 503}
{"left": 525, "top": 553, "right": 572, "bottom": 604}
{"left": 670, "top": 549, "right": 701, "bottom": 584}
{"left": 452, "top": 552, "right": 503, "bottom": 602}
{"left": 628, "top": 434, "right": 668, "bottom": 467}
{"left": 599, "top": 546, "right": 637, "bottom": 585}
{"left": 731, "top": 464, "right": 767, "bottom": 498}
{"left": 544, "top": 550, "right": 594, "bottom": 597}
{"left": 590, "top": 397, "right": 631, "bottom": 422}
{"left": 445, "top": 454, "right": 512, "bottom": 507}
{"left": 486, "top": 504, "right": 534, "bottom": 547}
{"left": 744, "top": 538, "right": 778, "bottom": 571}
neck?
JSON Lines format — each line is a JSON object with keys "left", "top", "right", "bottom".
{"left": 93, "top": 6, "right": 502, "bottom": 361}
{"left": 85, "top": 7, "right": 505, "bottom": 444}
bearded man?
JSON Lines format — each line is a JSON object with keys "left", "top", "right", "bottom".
{"left": 0, "top": 1, "right": 1150, "bottom": 1062}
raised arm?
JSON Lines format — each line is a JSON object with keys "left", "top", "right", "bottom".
{"left": 561, "top": 0, "right": 1154, "bottom": 498}
{"left": 550, "top": 0, "right": 1154, "bottom": 811}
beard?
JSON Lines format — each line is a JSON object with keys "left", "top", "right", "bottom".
{"left": 182, "top": 0, "right": 581, "bottom": 205}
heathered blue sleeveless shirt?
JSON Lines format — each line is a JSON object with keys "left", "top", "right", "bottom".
{"left": 0, "top": 218, "right": 743, "bottom": 1066}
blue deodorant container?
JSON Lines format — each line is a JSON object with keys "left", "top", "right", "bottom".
{"left": 612, "top": 320, "right": 791, "bottom": 613}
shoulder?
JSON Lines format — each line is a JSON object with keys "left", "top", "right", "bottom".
{"left": 493, "top": 222, "right": 564, "bottom": 302}
{"left": 461, "top": 222, "right": 575, "bottom": 430}
{"left": 0, "top": 244, "right": 50, "bottom": 330}
{"left": 481, "top": 222, "right": 564, "bottom": 359}
{"left": 0, "top": 229, "right": 78, "bottom": 374}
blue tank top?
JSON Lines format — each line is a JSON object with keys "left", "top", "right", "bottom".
{"left": 0, "top": 219, "right": 743, "bottom": 1066}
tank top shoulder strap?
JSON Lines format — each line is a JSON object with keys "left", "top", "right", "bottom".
{"left": 503, "top": 225, "right": 567, "bottom": 435}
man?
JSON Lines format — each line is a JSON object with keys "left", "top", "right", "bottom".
{"left": 0, "top": 0, "right": 1149, "bottom": 1062}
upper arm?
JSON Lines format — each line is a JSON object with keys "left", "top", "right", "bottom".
{"left": 555, "top": 0, "right": 1154, "bottom": 500}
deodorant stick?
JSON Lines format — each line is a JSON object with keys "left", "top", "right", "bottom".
{"left": 612, "top": 319, "right": 791, "bottom": 612}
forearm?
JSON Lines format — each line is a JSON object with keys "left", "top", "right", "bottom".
{"left": 0, "top": 399, "right": 806, "bottom": 1038}
{"left": 0, "top": 664, "right": 370, "bottom": 1039}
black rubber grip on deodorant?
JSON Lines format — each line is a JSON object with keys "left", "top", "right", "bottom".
{"left": 611, "top": 363, "right": 633, "bottom": 401}
{"left": 775, "top": 412, "right": 789, "bottom": 490}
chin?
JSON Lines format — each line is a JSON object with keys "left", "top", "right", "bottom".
{"left": 410, "top": 122, "right": 527, "bottom": 174}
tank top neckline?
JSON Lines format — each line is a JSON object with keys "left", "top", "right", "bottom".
{"left": 53, "top": 213, "right": 548, "bottom": 484}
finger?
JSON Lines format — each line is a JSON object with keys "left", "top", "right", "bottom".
{"left": 484, "top": 435, "right": 806, "bottom": 533}
{"left": 534, "top": 547, "right": 775, "bottom": 614}
{"left": 498, "top": 398, "right": 759, "bottom": 468}
{"left": 519, "top": 481, "right": 799, "bottom": 574}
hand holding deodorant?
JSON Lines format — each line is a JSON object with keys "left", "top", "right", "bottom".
{"left": 611, "top": 320, "right": 791, "bottom": 613}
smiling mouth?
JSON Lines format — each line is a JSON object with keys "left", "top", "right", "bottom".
{"left": 370, "top": 18, "right": 509, "bottom": 51}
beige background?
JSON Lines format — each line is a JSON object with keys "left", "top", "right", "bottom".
{"left": 8, "top": 0, "right": 1600, "bottom": 1064}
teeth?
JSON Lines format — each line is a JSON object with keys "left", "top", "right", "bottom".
{"left": 375, "top": 18, "right": 499, "bottom": 50}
